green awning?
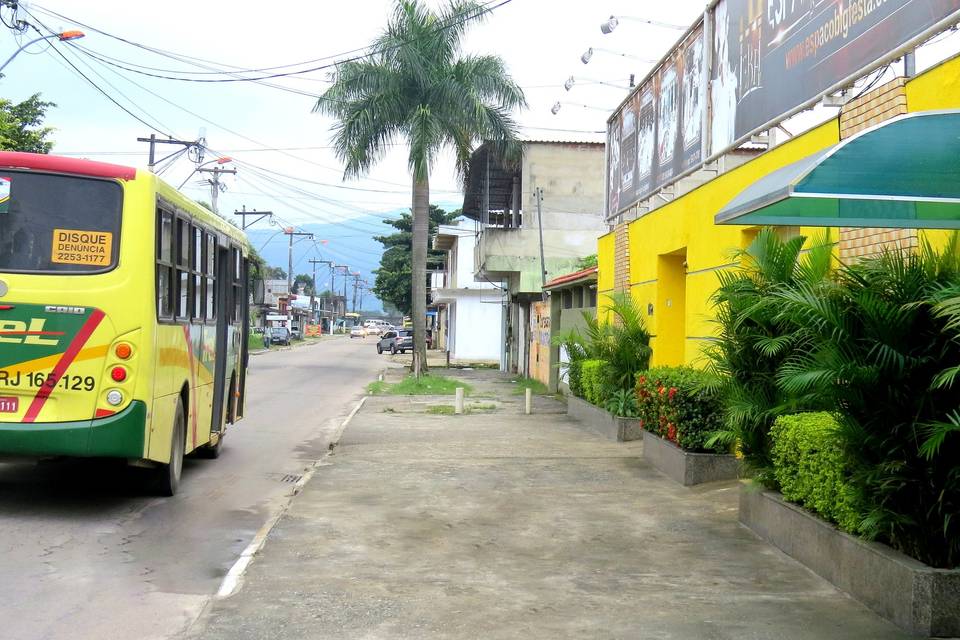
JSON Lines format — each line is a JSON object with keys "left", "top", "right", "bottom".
{"left": 716, "top": 110, "right": 960, "bottom": 229}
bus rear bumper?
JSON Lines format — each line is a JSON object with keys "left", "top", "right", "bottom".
{"left": 0, "top": 401, "right": 146, "bottom": 459}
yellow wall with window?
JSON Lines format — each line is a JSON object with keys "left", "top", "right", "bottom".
{"left": 597, "top": 54, "right": 960, "bottom": 367}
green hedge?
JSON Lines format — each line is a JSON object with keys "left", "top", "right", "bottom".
{"left": 580, "top": 359, "right": 610, "bottom": 406}
{"left": 567, "top": 359, "right": 584, "bottom": 398}
{"left": 636, "top": 367, "right": 725, "bottom": 452}
{"left": 770, "top": 413, "right": 863, "bottom": 534}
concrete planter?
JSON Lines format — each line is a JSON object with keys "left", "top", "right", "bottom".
{"left": 641, "top": 431, "right": 741, "bottom": 486}
{"left": 740, "top": 486, "right": 960, "bottom": 637}
{"left": 566, "top": 395, "right": 642, "bottom": 442}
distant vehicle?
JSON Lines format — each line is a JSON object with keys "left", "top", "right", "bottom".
{"left": 270, "top": 327, "right": 291, "bottom": 346}
{"left": 290, "top": 327, "right": 302, "bottom": 340}
{"left": 350, "top": 325, "right": 368, "bottom": 339}
{"left": 363, "top": 320, "right": 383, "bottom": 335}
{"left": 377, "top": 329, "right": 413, "bottom": 354}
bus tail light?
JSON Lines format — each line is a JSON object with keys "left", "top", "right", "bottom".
{"left": 106, "top": 389, "right": 123, "bottom": 406}
{"left": 115, "top": 343, "right": 132, "bottom": 359}
{"left": 110, "top": 366, "right": 127, "bottom": 382}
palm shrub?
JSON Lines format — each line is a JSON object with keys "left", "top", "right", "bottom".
{"left": 552, "top": 328, "right": 588, "bottom": 397}
{"left": 605, "top": 388, "right": 639, "bottom": 418}
{"left": 774, "top": 236, "right": 960, "bottom": 568}
{"left": 704, "top": 228, "right": 833, "bottom": 484}
{"left": 583, "top": 291, "right": 652, "bottom": 391}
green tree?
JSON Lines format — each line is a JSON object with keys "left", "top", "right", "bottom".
{"left": 315, "top": 0, "right": 525, "bottom": 377}
{"left": 0, "top": 94, "right": 55, "bottom": 153}
{"left": 292, "top": 273, "right": 314, "bottom": 296}
{"left": 262, "top": 265, "right": 287, "bottom": 280}
{"left": 372, "top": 205, "right": 459, "bottom": 315}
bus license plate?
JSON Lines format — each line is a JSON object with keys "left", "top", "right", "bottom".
{"left": 0, "top": 397, "right": 18, "bottom": 413}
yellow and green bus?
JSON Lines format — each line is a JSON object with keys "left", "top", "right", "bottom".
{"left": 0, "top": 151, "right": 250, "bottom": 495}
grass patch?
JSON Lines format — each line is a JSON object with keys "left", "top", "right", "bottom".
{"left": 367, "top": 380, "right": 390, "bottom": 395}
{"left": 425, "top": 404, "right": 456, "bottom": 415}
{"left": 511, "top": 377, "right": 549, "bottom": 395}
{"left": 468, "top": 402, "right": 497, "bottom": 411}
{"left": 367, "top": 374, "right": 471, "bottom": 396}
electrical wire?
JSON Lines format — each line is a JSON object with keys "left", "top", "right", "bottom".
{"left": 22, "top": 21, "right": 174, "bottom": 136}
{"left": 30, "top": 0, "right": 513, "bottom": 84}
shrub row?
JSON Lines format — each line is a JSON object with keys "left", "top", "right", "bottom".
{"left": 579, "top": 359, "right": 610, "bottom": 406}
{"left": 770, "top": 412, "right": 862, "bottom": 534}
{"left": 636, "top": 366, "right": 726, "bottom": 453}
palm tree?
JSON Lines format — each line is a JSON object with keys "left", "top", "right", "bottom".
{"left": 315, "top": 0, "right": 526, "bottom": 377}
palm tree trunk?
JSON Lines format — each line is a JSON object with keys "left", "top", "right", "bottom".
{"left": 410, "top": 174, "right": 430, "bottom": 378}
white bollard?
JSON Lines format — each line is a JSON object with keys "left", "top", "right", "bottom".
{"left": 455, "top": 387, "right": 464, "bottom": 415}
{"left": 525, "top": 387, "right": 532, "bottom": 415}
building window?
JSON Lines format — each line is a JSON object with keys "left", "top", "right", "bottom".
{"left": 573, "top": 287, "right": 584, "bottom": 309}
{"left": 587, "top": 287, "right": 597, "bottom": 307}
{"left": 562, "top": 289, "right": 573, "bottom": 309}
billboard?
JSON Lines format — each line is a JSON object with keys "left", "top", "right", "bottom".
{"left": 711, "top": 0, "right": 960, "bottom": 153}
{"left": 607, "top": 25, "right": 705, "bottom": 216}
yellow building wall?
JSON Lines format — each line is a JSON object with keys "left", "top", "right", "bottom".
{"left": 596, "top": 53, "right": 960, "bottom": 367}
{"left": 906, "top": 55, "right": 960, "bottom": 252}
{"left": 627, "top": 120, "right": 840, "bottom": 366}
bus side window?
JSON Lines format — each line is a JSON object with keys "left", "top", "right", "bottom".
{"left": 175, "top": 217, "right": 191, "bottom": 322}
{"left": 206, "top": 233, "right": 216, "bottom": 321}
{"left": 191, "top": 224, "right": 202, "bottom": 322}
{"left": 232, "top": 247, "right": 242, "bottom": 324}
{"left": 156, "top": 209, "right": 175, "bottom": 320}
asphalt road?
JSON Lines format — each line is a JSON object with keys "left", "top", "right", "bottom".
{"left": 0, "top": 336, "right": 385, "bottom": 640}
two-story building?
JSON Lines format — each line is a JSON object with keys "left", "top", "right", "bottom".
{"left": 431, "top": 222, "right": 504, "bottom": 364}
{"left": 461, "top": 140, "right": 606, "bottom": 374}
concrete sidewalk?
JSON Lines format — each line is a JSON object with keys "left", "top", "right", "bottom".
{"left": 185, "top": 369, "right": 909, "bottom": 639}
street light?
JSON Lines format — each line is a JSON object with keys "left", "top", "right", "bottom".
{"left": 0, "top": 29, "right": 84, "bottom": 76}
{"left": 581, "top": 47, "right": 657, "bottom": 65}
{"left": 600, "top": 15, "right": 687, "bottom": 35}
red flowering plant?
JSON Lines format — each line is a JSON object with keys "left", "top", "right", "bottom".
{"left": 635, "top": 367, "right": 725, "bottom": 452}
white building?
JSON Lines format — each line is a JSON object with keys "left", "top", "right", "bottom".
{"left": 432, "top": 223, "right": 504, "bottom": 364}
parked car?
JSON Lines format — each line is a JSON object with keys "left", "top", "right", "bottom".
{"left": 350, "top": 325, "right": 368, "bottom": 339}
{"left": 290, "top": 327, "right": 302, "bottom": 340}
{"left": 269, "top": 327, "right": 291, "bottom": 346}
{"left": 376, "top": 329, "right": 413, "bottom": 354}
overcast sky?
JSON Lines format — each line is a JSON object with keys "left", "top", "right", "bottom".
{"left": 3, "top": 0, "right": 708, "bottom": 226}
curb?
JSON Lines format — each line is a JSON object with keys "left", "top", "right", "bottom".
{"left": 214, "top": 395, "right": 368, "bottom": 599}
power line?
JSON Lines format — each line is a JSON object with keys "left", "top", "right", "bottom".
{"left": 31, "top": 0, "right": 513, "bottom": 84}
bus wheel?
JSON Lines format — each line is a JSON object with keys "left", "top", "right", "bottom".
{"left": 153, "top": 400, "right": 185, "bottom": 496}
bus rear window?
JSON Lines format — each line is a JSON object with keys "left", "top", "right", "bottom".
{"left": 0, "top": 170, "right": 122, "bottom": 274}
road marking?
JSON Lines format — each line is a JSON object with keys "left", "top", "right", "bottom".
{"left": 214, "top": 395, "right": 367, "bottom": 599}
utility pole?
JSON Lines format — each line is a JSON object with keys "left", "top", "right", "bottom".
{"left": 308, "top": 258, "right": 332, "bottom": 327}
{"left": 197, "top": 165, "right": 237, "bottom": 213}
{"left": 535, "top": 187, "right": 548, "bottom": 298}
{"left": 233, "top": 206, "right": 273, "bottom": 230}
{"left": 351, "top": 273, "right": 362, "bottom": 314}
{"left": 137, "top": 134, "right": 203, "bottom": 172}
{"left": 284, "top": 228, "right": 314, "bottom": 315}
{"left": 334, "top": 264, "right": 349, "bottom": 324}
